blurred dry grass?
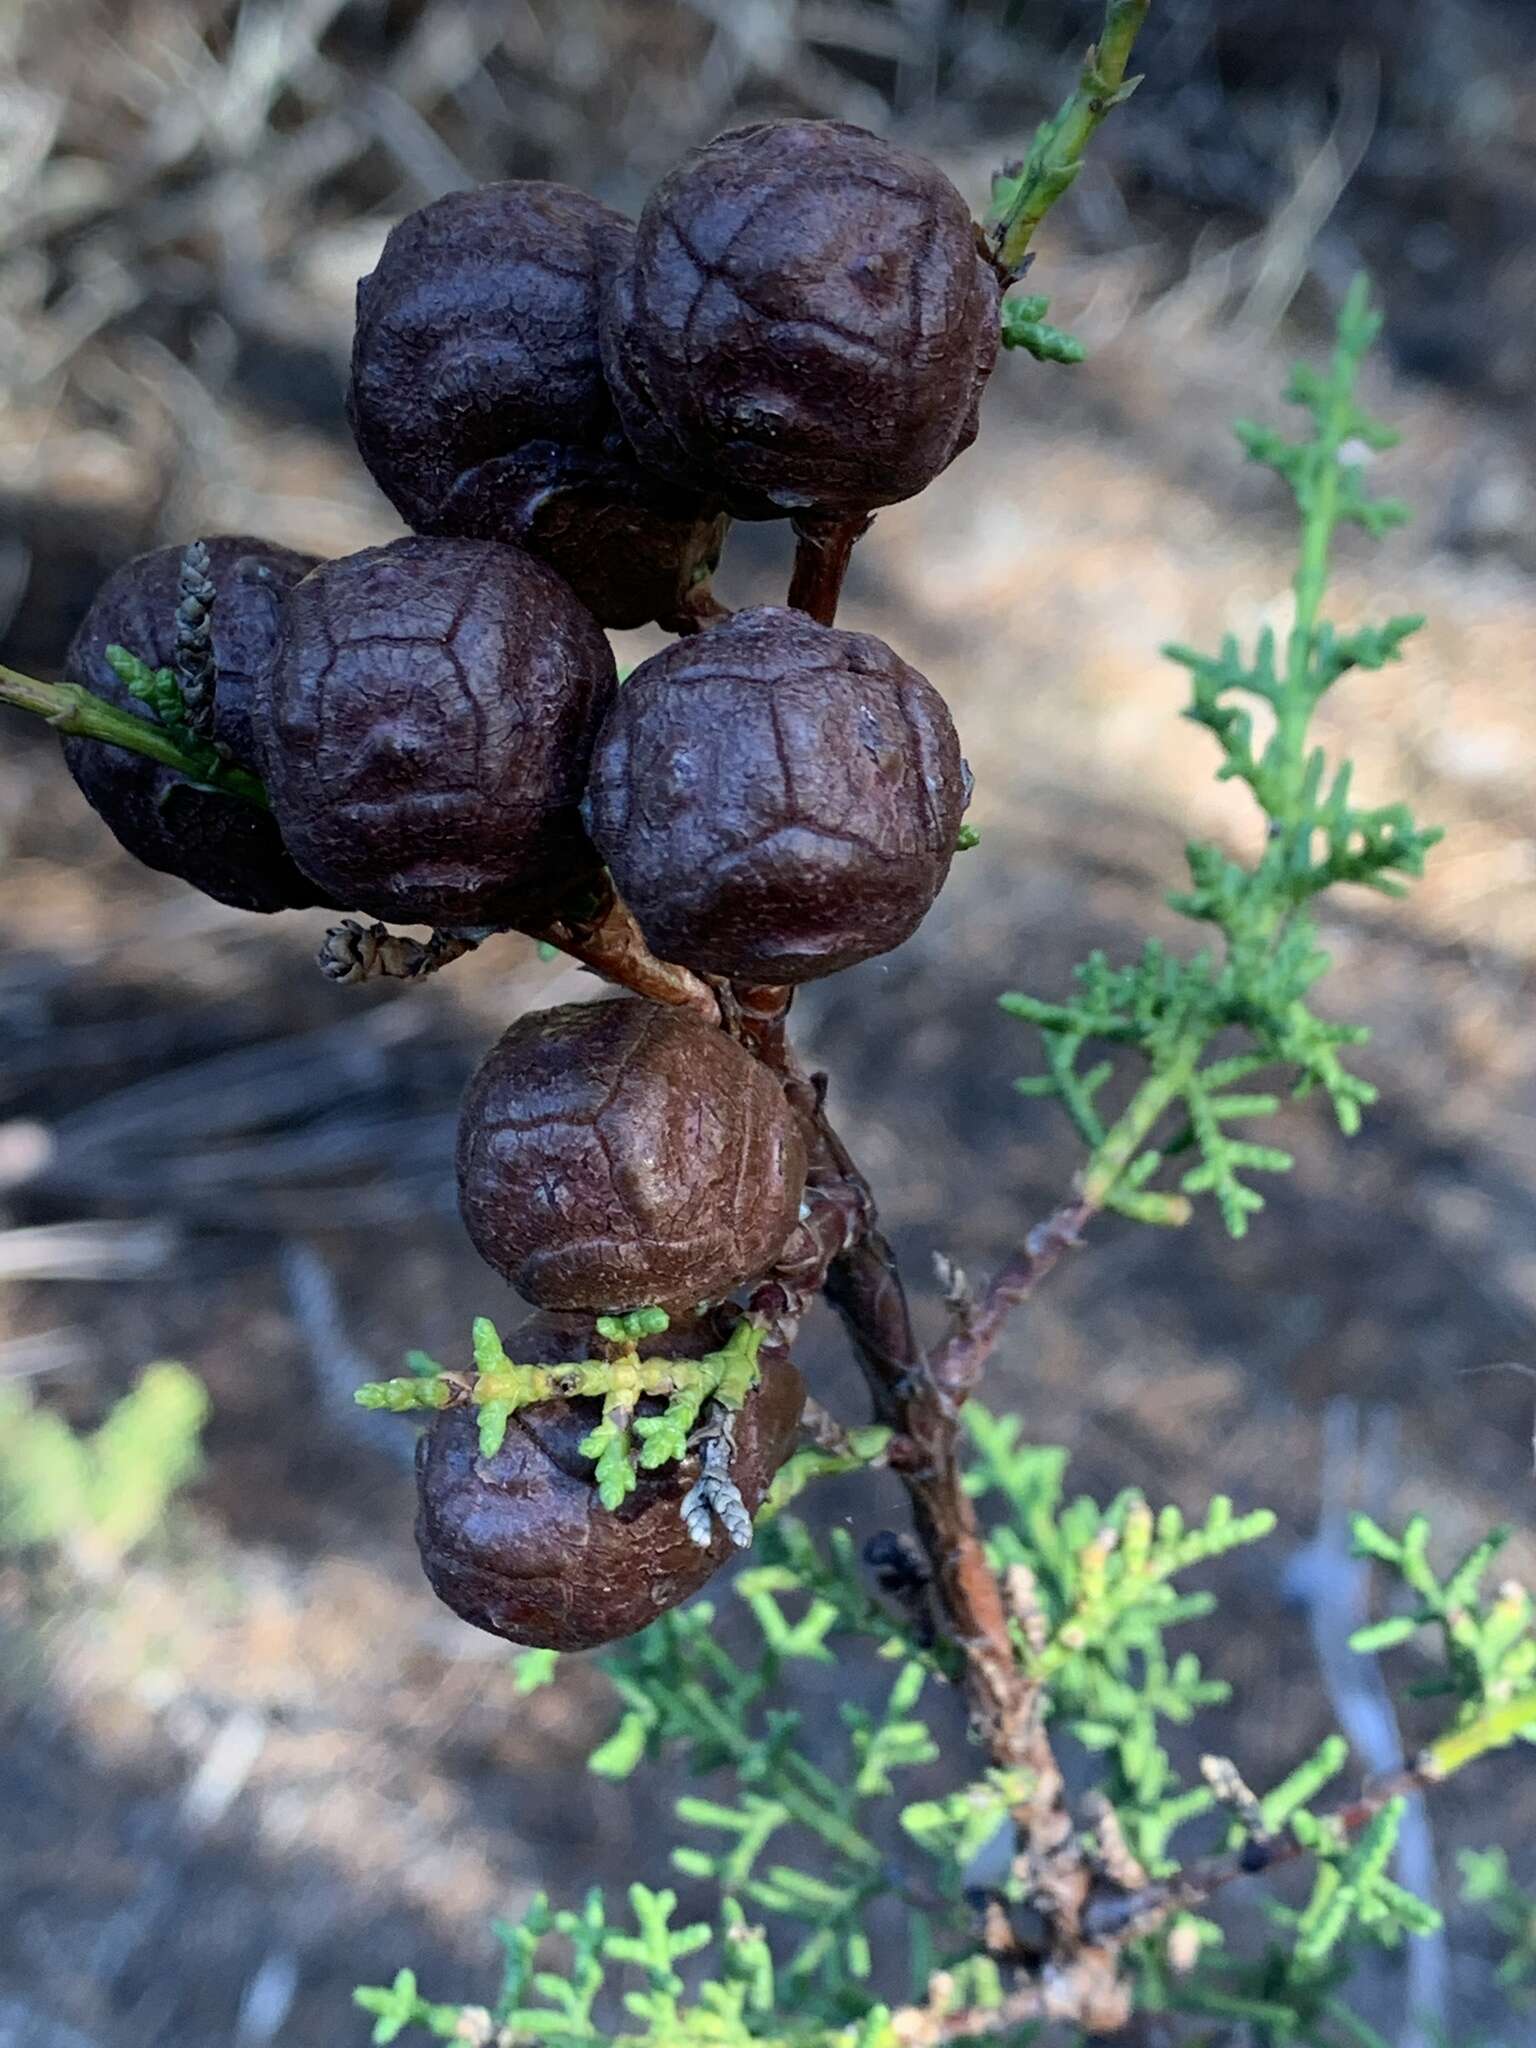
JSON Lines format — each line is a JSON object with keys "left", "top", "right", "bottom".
{"left": 2, "top": 4, "right": 1536, "bottom": 2046}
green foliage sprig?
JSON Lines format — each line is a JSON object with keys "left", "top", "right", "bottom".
{"left": 1003, "top": 279, "right": 1442, "bottom": 1236}
{"left": 0, "top": 1361, "right": 208, "bottom": 1569}
{"left": 1460, "top": 1847, "right": 1536, "bottom": 2006}
{"left": 103, "top": 643, "right": 269, "bottom": 807}
{"left": 1121, "top": 1505, "right": 1536, "bottom": 2045}
{"left": 760, "top": 1427, "right": 893, "bottom": 1519}
{"left": 355, "top": 1886, "right": 902, "bottom": 2048}
{"left": 1349, "top": 1515, "right": 1536, "bottom": 1730}
{"left": 355, "top": 1312, "right": 764, "bottom": 1508}
{"left": 999, "top": 294, "right": 1086, "bottom": 366}
{"left": 985, "top": 0, "right": 1150, "bottom": 365}
{"left": 357, "top": 1523, "right": 951, "bottom": 2044}
{"left": 358, "top": 1427, "right": 1536, "bottom": 2046}
{"left": 987, "top": 0, "right": 1148, "bottom": 279}
{"left": 593, "top": 1593, "right": 937, "bottom": 2011}
{"left": 964, "top": 1403, "right": 1271, "bottom": 1875}
{"left": 1134, "top": 1789, "right": 1441, "bottom": 2046}
{"left": 0, "top": 648, "right": 270, "bottom": 807}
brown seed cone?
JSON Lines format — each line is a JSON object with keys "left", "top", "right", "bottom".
{"left": 456, "top": 997, "right": 808, "bottom": 1313}
{"left": 62, "top": 537, "right": 328, "bottom": 913}
{"left": 255, "top": 535, "right": 615, "bottom": 927}
{"left": 414, "top": 1309, "right": 805, "bottom": 1650}
{"left": 583, "top": 605, "right": 969, "bottom": 984}
{"left": 600, "top": 119, "right": 1000, "bottom": 521}
{"left": 347, "top": 182, "right": 728, "bottom": 629}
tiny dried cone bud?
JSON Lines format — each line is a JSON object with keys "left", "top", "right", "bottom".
{"left": 347, "top": 182, "right": 728, "bottom": 629}
{"left": 414, "top": 1310, "right": 805, "bottom": 1650}
{"left": 456, "top": 997, "right": 809, "bottom": 1312}
{"left": 173, "top": 537, "right": 219, "bottom": 734}
{"left": 601, "top": 119, "right": 999, "bottom": 520}
{"left": 583, "top": 606, "right": 970, "bottom": 983}
{"left": 62, "top": 537, "right": 327, "bottom": 912}
{"left": 1166, "top": 1919, "right": 1203, "bottom": 1975}
{"left": 256, "top": 536, "right": 615, "bottom": 926}
{"left": 317, "top": 919, "right": 482, "bottom": 985}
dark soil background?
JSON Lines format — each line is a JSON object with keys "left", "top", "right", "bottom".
{"left": 2, "top": 4, "right": 1534, "bottom": 2045}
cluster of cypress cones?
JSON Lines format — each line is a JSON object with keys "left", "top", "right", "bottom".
{"left": 51, "top": 119, "right": 1002, "bottom": 1648}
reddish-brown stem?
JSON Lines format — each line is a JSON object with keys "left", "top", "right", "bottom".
{"left": 747, "top": 1185, "right": 860, "bottom": 1357}
{"left": 786, "top": 512, "right": 873, "bottom": 626}
{"left": 731, "top": 552, "right": 1059, "bottom": 1780}
{"left": 729, "top": 985, "right": 1054, "bottom": 1786}
{"left": 822, "top": 1231, "right": 1053, "bottom": 1779}
{"left": 319, "top": 882, "right": 724, "bottom": 1023}
{"left": 532, "top": 887, "right": 720, "bottom": 1024}
{"left": 744, "top": 527, "right": 1080, "bottom": 1996}
{"left": 927, "top": 1195, "right": 1097, "bottom": 1402}
{"left": 1080, "top": 1758, "right": 1444, "bottom": 1945}
{"left": 715, "top": 979, "right": 800, "bottom": 1072}
{"left": 889, "top": 1753, "right": 1460, "bottom": 2045}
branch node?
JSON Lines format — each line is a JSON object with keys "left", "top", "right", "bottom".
{"left": 1083, "top": 1790, "right": 1151, "bottom": 1893}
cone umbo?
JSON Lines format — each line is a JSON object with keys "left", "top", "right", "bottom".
{"left": 600, "top": 119, "right": 999, "bottom": 520}
{"left": 62, "top": 537, "right": 328, "bottom": 913}
{"left": 415, "top": 1309, "right": 805, "bottom": 1650}
{"left": 256, "top": 535, "right": 615, "bottom": 927}
{"left": 583, "top": 605, "right": 970, "bottom": 984}
{"left": 347, "top": 182, "right": 728, "bottom": 630}
{"left": 457, "top": 997, "right": 808, "bottom": 1312}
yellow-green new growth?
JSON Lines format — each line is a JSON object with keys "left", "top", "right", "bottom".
{"left": 354, "top": 1313, "right": 766, "bottom": 1510}
{"left": 0, "top": 1362, "right": 208, "bottom": 1570}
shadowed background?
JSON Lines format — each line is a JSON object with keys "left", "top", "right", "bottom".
{"left": 2, "top": 3, "right": 1535, "bottom": 2044}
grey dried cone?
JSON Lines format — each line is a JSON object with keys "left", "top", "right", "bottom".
{"left": 583, "top": 606, "right": 970, "bottom": 983}
{"left": 347, "top": 181, "right": 728, "bottom": 629}
{"left": 601, "top": 119, "right": 1000, "bottom": 520}
{"left": 414, "top": 1309, "right": 805, "bottom": 1650}
{"left": 456, "top": 997, "right": 809, "bottom": 1313}
{"left": 62, "top": 537, "right": 328, "bottom": 913}
{"left": 256, "top": 536, "right": 615, "bottom": 927}
{"left": 172, "top": 538, "right": 219, "bottom": 736}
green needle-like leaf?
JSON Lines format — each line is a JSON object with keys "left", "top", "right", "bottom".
{"left": 1002, "top": 282, "right": 1437, "bottom": 1236}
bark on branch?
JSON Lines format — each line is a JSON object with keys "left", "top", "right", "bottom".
{"left": 533, "top": 886, "right": 721, "bottom": 1024}
{"left": 927, "top": 1195, "right": 1097, "bottom": 1402}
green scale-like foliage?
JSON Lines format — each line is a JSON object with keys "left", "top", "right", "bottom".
{"left": 1460, "top": 1848, "right": 1536, "bottom": 2008}
{"left": 356, "top": 1429, "right": 1536, "bottom": 2047}
{"left": 103, "top": 643, "right": 269, "bottom": 806}
{"left": 1003, "top": 278, "right": 1442, "bottom": 1238}
{"left": 0, "top": 1361, "right": 208, "bottom": 1567}
{"left": 355, "top": 1311, "right": 765, "bottom": 1509}
{"left": 354, "top": 1457, "right": 1279, "bottom": 2044}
